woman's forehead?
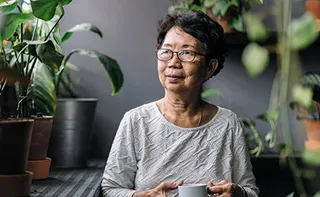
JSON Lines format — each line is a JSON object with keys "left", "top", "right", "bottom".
{"left": 162, "top": 26, "right": 202, "bottom": 49}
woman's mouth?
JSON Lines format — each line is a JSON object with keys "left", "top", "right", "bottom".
{"left": 166, "top": 74, "right": 183, "bottom": 83}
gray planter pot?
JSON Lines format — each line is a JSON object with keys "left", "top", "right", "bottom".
{"left": 48, "top": 98, "right": 98, "bottom": 168}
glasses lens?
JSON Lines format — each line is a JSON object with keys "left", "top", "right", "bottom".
{"left": 157, "top": 49, "right": 172, "bottom": 60}
{"left": 178, "top": 50, "right": 195, "bottom": 62}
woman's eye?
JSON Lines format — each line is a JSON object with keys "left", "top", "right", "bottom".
{"left": 181, "top": 50, "right": 192, "bottom": 55}
{"left": 161, "top": 49, "right": 171, "bottom": 54}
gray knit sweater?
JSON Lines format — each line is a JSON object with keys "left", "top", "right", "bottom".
{"left": 101, "top": 102, "right": 259, "bottom": 197}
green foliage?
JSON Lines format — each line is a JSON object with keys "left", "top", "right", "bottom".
{"left": 241, "top": 1, "right": 320, "bottom": 195}
{"left": 0, "top": 0, "right": 124, "bottom": 117}
{"left": 242, "top": 42, "right": 269, "bottom": 77}
{"left": 303, "top": 150, "right": 320, "bottom": 166}
{"left": 289, "top": 13, "right": 319, "bottom": 50}
{"left": 61, "top": 23, "right": 103, "bottom": 43}
{"left": 170, "top": 0, "right": 263, "bottom": 32}
{"left": 0, "top": 0, "right": 18, "bottom": 13}
{"left": 0, "top": 13, "right": 33, "bottom": 45}
{"left": 201, "top": 88, "right": 220, "bottom": 98}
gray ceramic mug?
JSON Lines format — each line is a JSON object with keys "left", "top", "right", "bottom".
{"left": 178, "top": 183, "right": 208, "bottom": 197}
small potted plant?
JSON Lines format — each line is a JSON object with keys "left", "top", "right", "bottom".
{"left": 290, "top": 72, "right": 320, "bottom": 151}
{"left": 169, "top": 0, "right": 263, "bottom": 32}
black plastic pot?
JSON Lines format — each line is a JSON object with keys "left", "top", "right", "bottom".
{"left": 0, "top": 119, "right": 34, "bottom": 174}
{"left": 48, "top": 98, "right": 97, "bottom": 168}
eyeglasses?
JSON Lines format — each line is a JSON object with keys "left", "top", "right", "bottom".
{"left": 156, "top": 49, "right": 205, "bottom": 62}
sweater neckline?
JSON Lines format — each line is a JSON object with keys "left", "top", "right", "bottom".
{"left": 153, "top": 101, "right": 221, "bottom": 131}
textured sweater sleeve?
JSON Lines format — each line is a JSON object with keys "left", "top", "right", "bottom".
{"left": 101, "top": 112, "right": 137, "bottom": 197}
{"left": 232, "top": 119, "right": 259, "bottom": 197}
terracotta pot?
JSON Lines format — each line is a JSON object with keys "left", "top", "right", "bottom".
{"left": 0, "top": 119, "right": 34, "bottom": 174}
{"left": 305, "top": 140, "right": 320, "bottom": 150}
{"left": 304, "top": 120, "right": 320, "bottom": 141}
{"left": 306, "top": 0, "right": 320, "bottom": 19}
{"left": 28, "top": 116, "right": 53, "bottom": 160}
{"left": 304, "top": 120, "right": 320, "bottom": 151}
{"left": 0, "top": 171, "right": 33, "bottom": 197}
{"left": 27, "top": 157, "right": 51, "bottom": 180}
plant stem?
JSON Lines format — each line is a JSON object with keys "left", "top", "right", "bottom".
{"left": 28, "top": 57, "right": 37, "bottom": 76}
{"left": 276, "top": 0, "right": 306, "bottom": 196}
{"left": 44, "top": 1, "right": 64, "bottom": 41}
{"left": 26, "top": 18, "right": 39, "bottom": 75}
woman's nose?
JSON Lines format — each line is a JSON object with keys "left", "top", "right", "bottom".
{"left": 168, "top": 53, "right": 182, "bottom": 68}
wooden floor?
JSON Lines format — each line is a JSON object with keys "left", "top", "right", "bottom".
{"left": 30, "top": 160, "right": 105, "bottom": 197}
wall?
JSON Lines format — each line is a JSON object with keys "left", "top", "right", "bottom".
{"left": 60, "top": 0, "right": 319, "bottom": 159}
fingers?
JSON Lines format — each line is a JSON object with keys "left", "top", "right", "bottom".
{"left": 215, "top": 180, "right": 228, "bottom": 186}
{"left": 207, "top": 185, "right": 225, "bottom": 194}
{"left": 207, "top": 181, "right": 214, "bottom": 187}
{"left": 207, "top": 181, "right": 236, "bottom": 196}
{"left": 155, "top": 181, "right": 183, "bottom": 192}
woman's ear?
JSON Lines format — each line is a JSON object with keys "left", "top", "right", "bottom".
{"left": 205, "top": 59, "right": 218, "bottom": 80}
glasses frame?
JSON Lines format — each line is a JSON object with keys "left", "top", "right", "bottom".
{"left": 155, "top": 48, "right": 206, "bottom": 62}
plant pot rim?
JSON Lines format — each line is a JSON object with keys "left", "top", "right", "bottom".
{"left": 57, "top": 98, "right": 98, "bottom": 102}
{"left": 0, "top": 118, "right": 34, "bottom": 124}
{"left": 304, "top": 119, "right": 320, "bottom": 123}
{"left": 31, "top": 115, "right": 54, "bottom": 120}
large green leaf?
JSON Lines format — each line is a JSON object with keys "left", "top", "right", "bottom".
{"left": 1, "top": 13, "right": 33, "bottom": 40}
{"left": 292, "top": 84, "right": 313, "bottom": 109}
{"left": 36, "top": 40, "right": 64, "bottom": 69}
{"left": 289, "top": 12, "right": 319, "bottom": 50}
{"left": 0, "top": 0, "right": 18, "bottom": 13}
{"left": 61, "top": 23, "right": 103, "bottom": 43}
{"left": 244, "top": 13, "right": 268, "bottom": 41}
{"left": 61, "top": 49, "right": 123, "bottom": 95}
{"left": 27, "top": 60, "right": 56, "bottom": 115}
{"left": 31, "top": 0, "right": 57, "bottom": 21}
{"left": 61, "top": 0, "right": 72, "bottom": 6}
{"left": 242, "top": 43, "right": 269, "bottom": 78}
{"left": 212, "top": 0, "right": 231, "bottom": 16}
{"left": 229, "top": 15, "right": 243, "bottom": 32}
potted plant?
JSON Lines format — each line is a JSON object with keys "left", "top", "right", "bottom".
{"left": 305, "top": 0, "right": 320, "bottom": 29}
{"left": 290, "top": 72, "right": 320, "bottom": 151}
{"left": 241, "top": 0, "right": 320, "bottom": 195}
{"left": 19, "top": 0, "right": 123, "bottom": 169}
{"left": 0, "top": 0, "right": 123, "bottom": 181}
{"left": 169, "top": 0, "right": 263, "bottom": 32}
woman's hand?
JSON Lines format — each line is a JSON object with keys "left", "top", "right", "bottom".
{"left": 132, "top": 181, "right": 183, "bottom": 197}
{"left": 207, "top": 180, "right": 243, "bottom": 197}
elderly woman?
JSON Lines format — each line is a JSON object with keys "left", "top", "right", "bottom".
{"left": 101, "top": 8, "right": 259, "bottom": 197}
